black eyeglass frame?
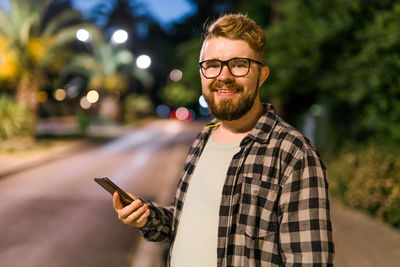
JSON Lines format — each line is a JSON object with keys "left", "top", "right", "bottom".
{"left": 198, "top": 57, "right": 264, "bottom": 79}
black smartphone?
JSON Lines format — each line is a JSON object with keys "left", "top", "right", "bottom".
{"left": 94, "top": 177, "right": 134, "bottom": 206}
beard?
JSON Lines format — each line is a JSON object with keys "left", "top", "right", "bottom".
{"left": 203, "top": 77, "right": 259, "bottom": 121}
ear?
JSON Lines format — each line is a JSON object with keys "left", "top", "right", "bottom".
{"left": 258, "top": 66, "right": 270, "bottom": 89}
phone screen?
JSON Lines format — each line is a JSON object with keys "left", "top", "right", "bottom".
{"left": 94, "top": 177, "right": 134, "bottom": 206}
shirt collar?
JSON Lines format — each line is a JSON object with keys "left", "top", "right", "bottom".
{"left": 201, "top": 103, "right": 277, "bottom": 144}
{"left": 245, "top": 103, "right": 277, "bottom": 144}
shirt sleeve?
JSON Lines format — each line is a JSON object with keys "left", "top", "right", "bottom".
{"left": 139, "top": 199, "right": 175, "bottom": 243}
{"left": 278, "top": 148, "right": 334, "bottom": 266}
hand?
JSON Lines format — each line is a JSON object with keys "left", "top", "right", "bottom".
{"left": 113, "top": 191, "right": 150, "bottom": 228}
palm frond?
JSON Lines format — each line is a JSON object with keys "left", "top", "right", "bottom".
{"left": 52, "top": 24, "right": 101, "bottom": 47}
{"left": 42, "top": 9, "right": 83, "bottom": 38}
{"left": 0, "top": 8, "right": 12, "bottom": 37}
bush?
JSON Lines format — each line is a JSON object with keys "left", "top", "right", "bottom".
{"left": 123, "top": 94, "right": 154, "bottom": 124}
{"left": 0, "top": 95, "right": 34, "bottom": 140}
{"left": 327, "top": 142, "right": 400, "bottom": 228}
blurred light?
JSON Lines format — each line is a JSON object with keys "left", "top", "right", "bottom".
{"left": 54, "top": 89, "right": 66, "bottom": 101}
{"left": 175, "top": 107, "right": 192, "bottom": 121}
{"left": 136, "top": 55, "right": 151, "bottom": 69}
{"left": 156, "top": 104, "right": 171, "bottom": 118}
{"left": 76, "top": 29, "right": 90, "bottom": 42}
{"left": 111, "top": 29, "right": 128, "bottom": 44}
{"left": 199, "top": 106, "right": 210, "bottom": 117}
{"left": 169, "top": 69, "right": 183, "bottom": 82}
{"left": 86, "top": 90, "right": 99, "bottom": 103}
{"left": 199, "top": 95, "right": 208, "bottom": 108}
{"left": 65, "top": 77, "right": 82, "bottom": 98}
{"left": 164, "top": 121, "right": 184, "bottom": 135}
{"left": 170, "top": 110, "right": 176, "bottom": 120}
{"left": 80, "top": 96, "right": 91, "bottom": 109}
{"left": 189, "top": 109, "right": 196, "bottom": 121}
{"left": 38, "top": 91, "right": 48, "bottom": 103}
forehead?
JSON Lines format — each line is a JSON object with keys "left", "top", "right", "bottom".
{"left": 200, "top": 37, "right": 257, "bottom": 61}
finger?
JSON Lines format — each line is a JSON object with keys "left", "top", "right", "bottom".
{"left": 136, "top": 208, "right": 151, "bottom": 225}
{"left": 124, "top": 203, "right": 148, "bottom": 224}
{"left": 113, "top": 192, "right": 123, "bottom": 210}
{"left": 118, "top": 199, "right": 143, "bottom": 220}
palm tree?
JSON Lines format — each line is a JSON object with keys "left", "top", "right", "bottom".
{"left": 0, "top": 0, "right": 96, "bottom": 120}
{"left": 62, "top": 35, "right": 153, "bottom": 100}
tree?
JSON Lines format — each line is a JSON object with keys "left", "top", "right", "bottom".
{"left": 257, "top": 0, "right": 400, "bottom": 143}
{"left": 62, "top": 34, "right": 153, "bottom": 97}
{"left": 0, "top": 0, "right": 95, "bottom": 125}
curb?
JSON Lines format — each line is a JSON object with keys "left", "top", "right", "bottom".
{"left": 0, "top": 139, "right": 93, "bottom": 178}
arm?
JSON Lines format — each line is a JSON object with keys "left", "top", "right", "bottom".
{"left": 278, "top": 148, "right": 334, "bottom": 266}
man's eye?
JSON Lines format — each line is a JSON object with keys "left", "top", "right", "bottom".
{"left": 204, "top": 62, "right": 220, "bottom": 69}
{"left": 231, "top": 60, "right": 248, "bottom": 68}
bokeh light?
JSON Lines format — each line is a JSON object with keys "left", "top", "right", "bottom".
{"left": 111, "top": 29, "right": 128, "bottom": 44}
{"left": 199, "top": 95, "right": 208, "bottom": 108}
{"left": 38, "top": 91, "right": 48, "bottom": 103}
{"left": 76, "top": 29, "right": 90, "bottom": 42}
{"left": 169, "top": 69, "right": 183, "bottom": 82}
{"left": 172, "top": 107, "right": 192, "bottom": 122}
{"left": 136, "top": 55, "right": 151, "bottom": 69}
{"left": 54, "top": 89, "right": 66, "bottom": 101}
{"left": 156, "top": 104, "right": 171, "bottom": 118}
{"left": 86, "top": 90, "right": 99, "bottom": 103}
{"left": 80, "top": 96, "right": 91, "bottom": 109}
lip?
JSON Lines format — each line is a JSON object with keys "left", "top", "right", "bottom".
{"left": 213, "top": 88, "right": 238, "bottom": 97}
{"left": 213, "top": 87, "right": 239, "bottom": 93}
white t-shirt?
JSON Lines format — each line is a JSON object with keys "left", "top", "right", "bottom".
{"left": 170, "top": 132, "right": 241, "bottom": 267}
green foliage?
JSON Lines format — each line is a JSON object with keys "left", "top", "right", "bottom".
{"left": 160, "top": 83, "right": 198, "bottom": 108}
{"left": 76, "top": 112, "right": 91, "bottom": 134}
{"left": 336, "top": 3, "right": 400, "bottom": 139}
{"left": 328, "top": 142, "right": 400, "bottom": 228}
{"left": 261, "top": 0, "right": 400, "bottom": 141}
{"left": 0, "top": 0, "right": 89, "bottom": 76}
{"left": 63, "top": 37, "right": 154, "bottom": 96}
{"left": 160, "top": 38, "right": 202, "bottom": 107}
{"left": 123, "top": 94, "right": 154, "bottom": 123}
{"left": 0, "top": 95, "right": 34, "bottom": 139}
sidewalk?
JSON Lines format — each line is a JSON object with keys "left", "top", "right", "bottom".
{"left": 0, "top": 138, "right": 91, "bottom": 178}
{"left": 0, "top": 120, "right": 142, "bottom": 178}
{"left": 331, "top": 201, "right": 400, "bottom": 267}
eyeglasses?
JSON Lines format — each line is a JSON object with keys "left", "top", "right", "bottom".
{"left": 198, "top": 57, "right": 264, "bottom": 79}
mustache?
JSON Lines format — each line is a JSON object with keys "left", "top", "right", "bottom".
{"left": 209, "top": 79, "right": 243, "bottom": 91}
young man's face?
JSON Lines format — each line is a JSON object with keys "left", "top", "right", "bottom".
{"left": 199, "top": 37, "right": 269, "bottom": 121}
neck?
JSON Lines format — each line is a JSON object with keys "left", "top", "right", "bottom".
{"left": 213, "top": 101, "right": 264, "bottom": 143}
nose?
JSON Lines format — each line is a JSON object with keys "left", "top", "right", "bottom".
{"left": 218, "top": 64, "right": 233, "bottom": 79}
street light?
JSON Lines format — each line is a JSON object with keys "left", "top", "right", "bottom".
{"left": 136, "top": 55, "right": 151, "bottom": 69}
{"left": 76, "top": 29, "right": 90, "bottom": 42}
{"left": 111, "top": 29, "right": 128, "bottom": 45}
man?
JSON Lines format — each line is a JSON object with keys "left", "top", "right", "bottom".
{"left": 113, "top": 14, "right": 334, "bottom": 266}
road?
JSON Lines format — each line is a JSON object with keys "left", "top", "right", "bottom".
{"left": 0, "top": 120, "right": 202, "bottom": 267}
{"left": 1, "top": 120, "right": 400, "bottom": 267}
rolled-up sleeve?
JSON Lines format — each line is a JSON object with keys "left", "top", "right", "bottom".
{"left": 139, "top": 200, "right": 174, "bottom": 243}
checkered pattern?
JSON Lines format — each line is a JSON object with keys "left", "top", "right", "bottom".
{"left": 140, "top": 103, "right": 334, "bottom": 266}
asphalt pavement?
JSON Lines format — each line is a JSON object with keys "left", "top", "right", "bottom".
{"left": 1, "top": 120, "right": 400, "bottom": 267}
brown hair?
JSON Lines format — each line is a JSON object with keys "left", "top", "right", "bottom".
{"left": 203, "top": 14, "right": 266, "bottom": 55}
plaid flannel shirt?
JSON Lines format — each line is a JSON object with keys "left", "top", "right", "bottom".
{"left": 141, "top": 103, "right": 334, "bottom": 266}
